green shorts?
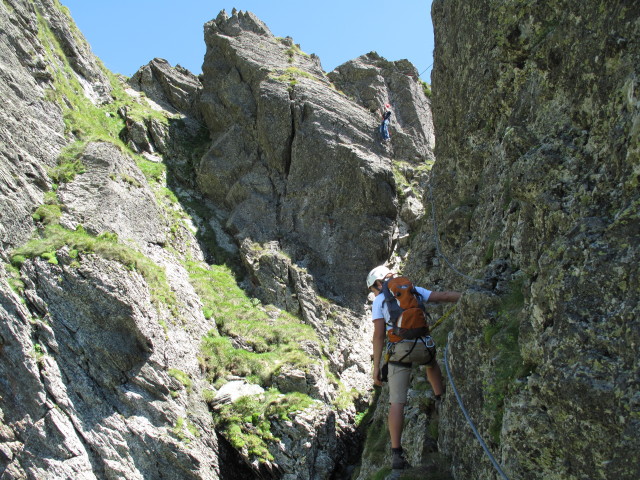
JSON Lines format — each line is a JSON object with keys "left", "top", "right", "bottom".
{"left": 385, "top": 338, "right": 437, "bottom": 404}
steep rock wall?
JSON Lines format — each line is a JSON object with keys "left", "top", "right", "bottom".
{"left": 0, "top": 1, "right": 219, "bottom": 478}
{"left": 410, "top": 1, "right": 640, "bottom": 479}
{"left": 0, "top": 3, "right": 438, "bottom": 479}
{"left": 196, "top": 11, "right": 434, "bottom": 309}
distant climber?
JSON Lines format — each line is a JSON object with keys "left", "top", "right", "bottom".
{"left": 379, "top": 103, "right": 392, "bottom": 142}
{"left": 366, "top": 265, "right": 461, "bottom": 471}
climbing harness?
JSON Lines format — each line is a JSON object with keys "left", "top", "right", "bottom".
{"left": 444, "top": 345, "right": 511, "bottom": 480}
{"left": 380, "top": 336, "right": 437, "bottom": 382}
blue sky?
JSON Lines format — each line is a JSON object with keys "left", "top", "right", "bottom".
{"left": 60, "top": 1, "right": 435, "bottom": 82}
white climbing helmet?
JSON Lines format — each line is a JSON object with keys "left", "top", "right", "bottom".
{"left": 366, "top": 265, "right": 392, "bottom": 288}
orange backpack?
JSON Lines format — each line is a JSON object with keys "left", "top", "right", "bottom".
{"left": 382, "top": 276, "right": 430, "bottom": 343}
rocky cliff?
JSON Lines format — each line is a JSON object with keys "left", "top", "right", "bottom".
{"left": 2, "top": 1, "right": 638, "bottom": 480}
{"left": 0, "top": 2, "right": 436, "bottom": 479}
{"left": 411, "top": 1, "right": 638, "bottom": 480}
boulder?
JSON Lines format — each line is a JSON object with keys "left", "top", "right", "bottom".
{"left": 128, "top": 58, "right": 203, "bottom": 119}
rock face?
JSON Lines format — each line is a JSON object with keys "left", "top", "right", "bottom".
{"left": 329, "top": 52, "right": 435, "bottom": 161}
{"left": 0, "top": 3, "right": 436, "bottom": 480}
{"left": 404, "top": 1, "right": 639, "bottom": 479}
{"left": 7, "top": 1, "right": 636, "bottom": 479}
{"left": 129, "top": 58, "right": 203, "bottom": 120}
{"left": 0, "top": 1, "right": 219, "bottom": 478}
{"left": 0, "top": 0, "right": 65, "bottom": 253}
{"left": 196, "top": 11, "right": 433, "bottom": 308}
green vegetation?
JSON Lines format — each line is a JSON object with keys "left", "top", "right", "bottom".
{"left": 168, "top": 368, "right": 193, "bottom": 391}
{"left": 30, "top": 2, "right": 365, "bottom": 470}
{"left": 36, "top": 4, "right": 169, "bottom": 156}
{"left": 12, "top": 4, "right": 185, "bottom": 323}
{"left": 270, "top": 67, "right": 315, "bottom": 87}
{"left": 136, "top": 157, "right": 167, "bottom": 183}
{"left": 391, "top": 163, "right": 412, "bottom": 200}
{"left": 49, "top": 141, "right": 87, "bottom": 183}
{"left": 11, "top": 224, "right": 177, "bottom": 311}
{"left": 32, "top": 203, "right": 62, "bottom": 226}
{"left": 213, "top": 388, "right": 314, "bottom": 462}
{"left": 172, "top": 416, "right": 200, "bottom": 444}
{"left": 192, "top": 262, "right": 329, "bottom": 463}
{"left": 333, "top": 384, "right": 360, "bottom": 411}
{"left": 33, "top": 343, "right": 45, "bottom": 363}
{"left": 420, "top": 80, "right": 432, "bottom": 98}
{"left": 2, "top": 0, "right": 15, "bottom": 14}
{"left": 277, "top": 38, "right": 310, "bottom": 63}
{"left": 371, "top": 467, "right": 392, "bottom": 480}
{"left": 357, "top": 388, "right": 388, "bottom": 469}
{"left": 482, "top": 275, "right": 531, "bottom": 444}
{"left": 4, "top": 263, "right": 25, "bottom": 295}
{"left": 191, "top": 262, "right": 318, "bottom": 371}
{"left": 391, "top": 159, "right": 434, "bottom": 201}
{"left": 31, "top": 190, "right": 63, "bottom": 226}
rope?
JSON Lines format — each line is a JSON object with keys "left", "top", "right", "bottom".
{"left": 444, "top": 344, "right": 511, "bottom": 480}
{"left": 418, "top": 63, "right": 433, "bottom": 79}
{"left": 427, "top": 175, "right": 484, "bottom": 284}
{"left": 429, "top": 303, "right": 457, "bottom": 331}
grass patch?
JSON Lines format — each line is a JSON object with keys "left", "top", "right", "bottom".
{"left": 32, "top": 203, "right": 62, "bottom": 226}
{"left": 214, "top": 388, "right": 314, "bottom": 463}
{"left": 36, "top": 6, "right": 169, "bottom": 150}
{"left": 200, "top": 328, "right": 314, "bottom": 387}
{"left": 391, "top": 163, "right": 412, "bottom": 201}
{"left": 193, "top": 263, "right": 333, "bottom": 465}
{"left": 4, "top": 263, "right": 25, "bottom": 295}
{"left": 49, "top": 141, "right": 87, "bottom": 183}
{"left": 168, "top": 368, "right": 192, "bottom": 390}
{"left": 277, "top": 37, "right": 310, "bottom": 63}
{"left": 270, "top": 66, "right": 315, "bottom": 86}
{"left": 333, "top": 382, "right": 359, "bottom": 411}
{"left": 172, "top": 416, "right": 200, "bottom": 444}
{"left": 191, "top": 262, "right": 318, "bottom": 364}
{"left": 136, "top": 157, "right": 166, "bottom": 184}
{"left": 11, "top": 224, "right": 177, "bottom": 311}
{"left": 420, "top": 80, "right": 432, "bottom": 99}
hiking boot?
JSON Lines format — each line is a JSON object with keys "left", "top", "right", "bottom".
{"left": 391, "top": 450, "right": 411, "bottom": 470}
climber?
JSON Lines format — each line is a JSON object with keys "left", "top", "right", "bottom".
{"left": 366, "top": 265, "right": 461, "bottom": 471}
{"left": 379, "top": 103, "right": 392, "bottom": 142}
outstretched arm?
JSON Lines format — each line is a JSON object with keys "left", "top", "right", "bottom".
{"left": 428, "top": 291, "right": 461, "bottom": 303}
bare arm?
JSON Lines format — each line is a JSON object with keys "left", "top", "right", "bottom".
{"left": 427, "top": 291, "right": 461, "bottom": 303}
{"left": 372, "top": 318, "right": 386, "bottom": 386}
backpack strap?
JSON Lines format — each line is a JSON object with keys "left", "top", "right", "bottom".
{"left": 381, "top": 279, "right": 403, "bottom": 328}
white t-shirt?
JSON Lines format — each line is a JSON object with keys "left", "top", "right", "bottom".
{"left": 371, "top": 286, "right": 432, "bottom": 331}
